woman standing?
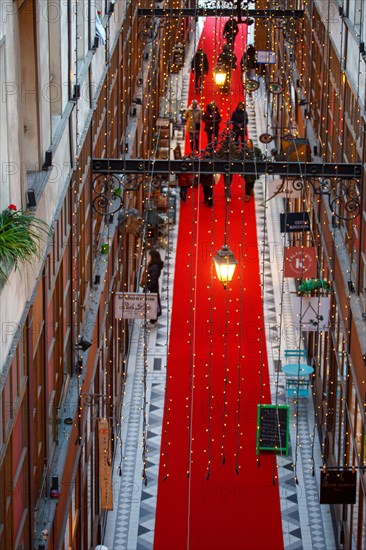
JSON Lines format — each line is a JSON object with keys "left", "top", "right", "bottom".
{"left": 184, "top": 99, "right": 202, "bottom": 153}
{"left": 230, "top": 101, "right": 249, "bottom": 146}
{"left": 146, "top": 249, "right": 164, "bottom": 324}
{"left": 202, "top": 102, "right": 222, "bottom": 146}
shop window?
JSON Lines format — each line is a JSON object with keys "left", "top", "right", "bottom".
{"left": 0, "top": 37, "right": 10, "bottom": 210}
{"left": 19, "top": 0, "right": 40, "bottom": 170}
{"left": 48, "top": 1, "right": 63, "bottom": 134}
{"left": 76, "top": 1, "right": 88, "bottom": 63}
{"left": 348, "top": 0, "right": 362, "bottom": 32}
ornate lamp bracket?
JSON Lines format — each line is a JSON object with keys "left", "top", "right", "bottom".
{"left": 92, "top": 173, "right": 162, "bottom": 217}
{"left": 292, "top": 177, "right": 361, "bottom": 221}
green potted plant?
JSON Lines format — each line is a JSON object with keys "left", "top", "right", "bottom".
{"left": 0, "top": 204, "right": 49, "bottom": 285}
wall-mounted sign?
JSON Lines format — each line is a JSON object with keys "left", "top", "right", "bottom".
{"left": 268, "top": 177, "right": 302, "bottom": 199}
{"left": 256, "top": 50, "right": 277, "bottom": 64}
{"left": 259, "top": 133, "right": 274, "bottom": 144}
{"left": 268, "top": 82, "right": 283, "bottom": 94}
{"left": 284, "top": 246, "right": 317, "bottom": 278}
{"left": 256, "top": 404, "right": 290, "bottom": 455}
{"left": 320, "top": 470, "right": 357, "bottom": 504}
{"left": 114, "top": 292, "right": 158, "bottom": 320}
{"left": 280, "top": 212, "right": 311, "bottom": 232}
{"left": 292, "top": 296, "right": 330, "bottom": 331}
{"left": 244, "top": 79, "right": 260, "bottom": 92}
{"left": 98, "top": 418, "right": 113, "bottom": 510}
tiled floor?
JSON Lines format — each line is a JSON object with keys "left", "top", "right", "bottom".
{"left": 104, "top": 25, "right": 337, "bottom": 550}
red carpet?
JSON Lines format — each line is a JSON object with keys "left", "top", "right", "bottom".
{"left": 154, "top": 18, "right": 284, "bottom": 550}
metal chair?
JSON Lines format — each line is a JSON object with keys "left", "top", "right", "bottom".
{"left": 285, "top": 378, "right": 310, "bottom": 399}
{"left": 284, "top": 349, "right": 307, "bottom": 360}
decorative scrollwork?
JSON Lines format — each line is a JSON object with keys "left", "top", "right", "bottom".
{"left": 292, "top": 179, "right": 304, "bottom": 191}
{"left": 266, "top": 176, "right": 360, "bottom": 221}
{"left": 92, "top": 174, "right": 123, "bottom": 216}
{"left": 92, "top": 173, "right": 163, "bottom": 217}
{"left": 328, "top": 179, "right": 361, "bottom": 220}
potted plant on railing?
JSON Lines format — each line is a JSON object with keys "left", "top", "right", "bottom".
{"left": 0, "top": 204, "right": 49, "bottom": 285}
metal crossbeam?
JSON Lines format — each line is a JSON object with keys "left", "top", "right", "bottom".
{"left": 92, "top": 159, "right": 362, "bottom": 179}
{"left": 138, "top": 8, "right": 304, "bottom": 19}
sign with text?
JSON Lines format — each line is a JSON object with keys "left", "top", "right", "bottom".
{"left": 292, "top": 296, "right": 330, "bottom": 331}
{"left": 256, "top": 404, "right": 290, "bottom": 455}
{"left": 114, "top": 292, "right": 158, "bottom": 320}
{"left": 98, "top": 418, "right": 113, "bottom": 510}
{"left": 320, "top": 470, "right": 357, "bottom": 504}
{"left": 280, "top": 212, "right": 311, "bottom": 233}
{"left": 268, "top": 177, "right": 302, "bottom": 199}
{"left": 284, "top": 247, "right": 317, "bottom": 278}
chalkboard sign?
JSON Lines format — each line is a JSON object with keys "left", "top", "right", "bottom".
{"left": 256, "top": 404, "right": 290, "bottom": 455}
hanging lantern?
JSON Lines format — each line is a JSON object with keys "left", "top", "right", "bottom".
{"left": 214, "top": 64, "right": 227, "bottom": 86}
{"left": 213, "top": 245, "right": 237, "bottom": 288}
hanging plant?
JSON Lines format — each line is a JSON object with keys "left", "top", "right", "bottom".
{"left": 298, "top": 278, "right": 331, "bottom": 294}
{"left": 0, "top": 204, "right": 49, "bottom": 285}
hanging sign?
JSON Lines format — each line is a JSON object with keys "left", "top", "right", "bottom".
{"left": 281, "top": 137, "right": 311, "bottom": 161}
{"left": 280, "top": 212, "right": 311, "bottom": 233}
{"left": 320, "top": 470, "right": 357, "bottom": 504}
{"left": 284, "top": 247, "right": 317, "bottom": 278}
{"left": 268, "top": 177, "right": 302, "bottom": 199}
{"left": 114, "top": 292, "right": 158, "bottom": 320}
{"left": 98, "top": 418, "right": 113, "bottom": 510}
{"left": 292, "top": 296, "right": 330, "bottom": 331}
{"left": 256, "top": 404, "right": 290, "bottom": 455}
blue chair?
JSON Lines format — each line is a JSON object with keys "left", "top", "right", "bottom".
{"left": 285, "top": 378, "right": 310, "bottom": 399}
{"left": 284, "top": 349, "right": 307, "bottom": 360}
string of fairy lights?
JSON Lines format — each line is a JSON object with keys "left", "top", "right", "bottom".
{"left": 85, "top": 0, "right": 364, "bottom": 525}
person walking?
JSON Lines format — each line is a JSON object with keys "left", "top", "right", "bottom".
{"left": 145, "top": 249, "right": 164, "bottom": 324}
{"left": 184, "top": 99, "right": 202, "bottom": 153}
{"left": 223, "top": 17, "right": 239, "bottom": 48}
{"left": 243, "top": 138, "right": 263, "bottom": 202}
{"left": 231, "top": 101, "right": 248, "bottom": 146}
{"left": 217, "top": 45, "right": 237, "bottom": 93}
{"left": 200, "top": 173, "right": 215, "bottom": 207}
{"left": 240, "top": 44, "right": 257, "bottom": 80}
{"left": 191, "top": 48, "right": 209, "bottom": 93}
{"left": 178, "top": 173, "right": 195, "bottom": 201}
{"left": 202, "top": 102, "right": 222, "bottom": 146}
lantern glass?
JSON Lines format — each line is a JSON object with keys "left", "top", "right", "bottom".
{"left": 213, "top": 245, "right": 237, "bottom": 288}
{"left": 214, "top": 66, "right": 227, "bottom": 86}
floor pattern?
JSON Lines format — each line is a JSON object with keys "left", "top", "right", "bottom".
{"left": 104, "top": 49, "right": 337, "bottom": 550}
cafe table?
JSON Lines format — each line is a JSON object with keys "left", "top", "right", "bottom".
{"left": 282, "top": 363, "right": 314, "bottom": 398}
{"left": 282, "top": 363, "right": 314, "bottom": 377}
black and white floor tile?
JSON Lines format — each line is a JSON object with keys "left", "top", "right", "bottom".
{"left": 104, "top": 68, "right": 337, "bottom": 550}
{"left": 252, "top": 86, "right": 336, "bottom": 550}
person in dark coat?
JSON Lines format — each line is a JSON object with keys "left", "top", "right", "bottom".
{"left": 218, "top": 44, "right": 237, "bottom": 72}
{"left": 230, "top": 101, "right": 249, "bottom": 145}
{"left": 178, "top": 173, "right": 196, "bottom": 201}
{"left": 240, "top": 44, "right": 257, "bottom": 79}
{"left": 217, "top": 45, "right": 237, "bottom": 93}
{"left": 242, "top": 139, "right": 263, "bottom": 202}
{"left": 146, "top": 249, "right": 164, "bottom": 323}
{"left": 202, "top": 102, "right": 222, "bottom": 146}
{"left": 191, "top": 48, "right": 209, "bottom": 93}
{"left": 200, "top": 173, "right": 215, "bottom": 207}
{"left": 223, "top": 17, "right": 239, "bottom": 47}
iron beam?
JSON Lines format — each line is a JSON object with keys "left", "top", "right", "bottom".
{"left": 92, "top": 159, "right": 362, "bottom": 179}
{"left": 138, "top": 8, "right": 304, "bottom": 19}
